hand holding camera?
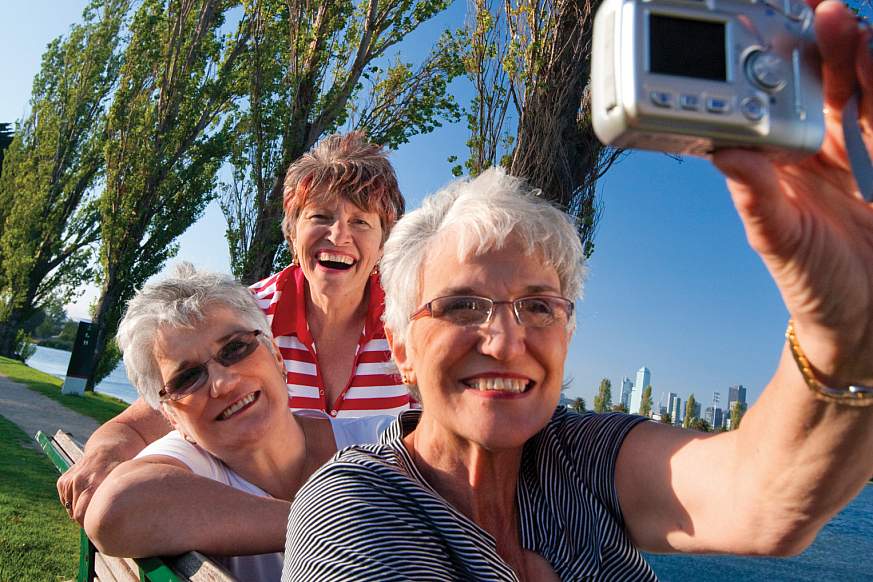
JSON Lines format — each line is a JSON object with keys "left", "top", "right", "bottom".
{"left": 594, "top": 0, "right": 873, "bottom": 399}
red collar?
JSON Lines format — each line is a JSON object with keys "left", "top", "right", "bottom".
{"left": 270, "top": 265, "right": 385, "bottom": 348}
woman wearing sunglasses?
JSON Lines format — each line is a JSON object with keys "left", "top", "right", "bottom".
{"left": 59, "top": 132, "right": 412, "bottom": 524}
{"left": 84, "top": 264, "right": 391, "bottom": 582}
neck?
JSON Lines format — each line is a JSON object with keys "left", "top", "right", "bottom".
{"left": 404, "top": 412, "right": 523, "bottom": 534}
{"left": 305, "top": 279, "right": 370, "bottom": 335}
{"left": 221, "top": 412, "right": 336, "bottom": 500}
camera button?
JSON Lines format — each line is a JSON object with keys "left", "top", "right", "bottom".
{"left": 747, "top": 51, "right": 787, "bottom": 92}
{"left": 649, "top": 91, "right": 673, "bottom": 108}
{"left": 679, "top": 95, "right": 700, "bottom": 110}
{"left": 706, "top": 97, "right": 731, "bottom": 114}
{"left": 741, "top": 97, "right": 766, "bottom": 121}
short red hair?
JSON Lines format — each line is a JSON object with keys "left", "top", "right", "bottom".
{"left": 282, "top": 132, "right": 404, "bottom": 248}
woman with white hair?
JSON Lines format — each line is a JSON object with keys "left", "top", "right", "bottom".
{"left": 283, "top": 4, "right": 873, "bottom": 579}
{"left": 84, "top": 264, "right": 391, "bottom": 582}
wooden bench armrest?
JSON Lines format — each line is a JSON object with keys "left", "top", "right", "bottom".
{"left": 36, "top": 430, "right": 237, "bottom": 582}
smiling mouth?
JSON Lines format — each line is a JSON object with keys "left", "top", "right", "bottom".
{"left": 316, "top": 252, "right": 356, "bottom": 271}
{"left": 463, "top": 377, "right": 533, "bottom": 394}
{"left": 216, "top": 392, "right": 259, "bottom": 421}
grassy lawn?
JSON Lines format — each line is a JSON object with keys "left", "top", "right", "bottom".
{"left": 0, "top": 356, "right": 127, "bottom": 423}
{"left": 0, "top": 415, "right": 79, "bottom": 581}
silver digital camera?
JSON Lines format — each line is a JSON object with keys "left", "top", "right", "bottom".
{"left": 591, "top": 0, "right": 825, "bottom": 157}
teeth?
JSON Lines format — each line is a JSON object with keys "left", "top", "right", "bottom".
{"left": 467, "top": 378, "right": 529, "bottom": 393}
{"left": 317, "top": 252, "right": 354, "bottom": 265}
{"left": 219, "top": 393, "right": 256, "bottom": 420}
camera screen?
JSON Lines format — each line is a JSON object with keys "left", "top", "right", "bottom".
{"left": 648, "top": 14, "right": 726, "bottom": 81}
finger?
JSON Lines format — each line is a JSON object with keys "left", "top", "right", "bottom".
{"left": 72, "top": 485, "right": 95, "bottom": 526}
{"left": 855, "top": 26, "right": 873, "bottom": 132}
{"left": 815, "top": 1, "right": 863, "bottom": 110}
{"left": 711, "top": 149, "right": 801, "bottom": 258}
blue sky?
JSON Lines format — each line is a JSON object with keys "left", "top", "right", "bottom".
{"left": 1, "top": 1, "right": 798, "bottom": 410}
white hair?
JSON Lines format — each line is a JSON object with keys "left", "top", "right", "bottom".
{"left": 380, "top": 167, "right": 586, "bottom": 345}
{"left": 116, "top": 262, "right": 273, "bottom": 409}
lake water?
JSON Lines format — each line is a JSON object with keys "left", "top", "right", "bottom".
{"left": 23, "top": 346, "right": 873, "bottom": 579}
{"left": 27, "top": 345, "right": 139, "bottom": 403}
{"left": 646, "top": 484, "right": 873, "bottom": 581}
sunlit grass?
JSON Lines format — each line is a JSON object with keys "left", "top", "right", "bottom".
{"left": 0, "top": 415, "right": 78, "bottom": 581}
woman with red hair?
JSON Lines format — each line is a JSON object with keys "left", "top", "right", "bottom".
{"left": 251, "top": 132, "right": 411, "bottom": 417}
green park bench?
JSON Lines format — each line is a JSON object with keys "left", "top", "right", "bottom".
{"left": 36, "top": 430, "right": 237, "bottom": 582}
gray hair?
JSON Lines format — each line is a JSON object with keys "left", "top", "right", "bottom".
{"left": 116, "top": 262, "right": 273, "bottom": 409}
{"left": 380, "top": 167, "right": 586, "bottom": 345}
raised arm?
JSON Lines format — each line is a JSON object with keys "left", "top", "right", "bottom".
{"left": 57, "top": 398, "right": 171, "bottom": 524}
{"left": 85, "top": 455, "right": 290, "bottom": 557}
{"left": 616, "top": 0, "right": 873, "bottom": 555}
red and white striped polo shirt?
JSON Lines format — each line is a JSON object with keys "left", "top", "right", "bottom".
{"left": 250, "top": 265, "right": 413, "bottom": 418}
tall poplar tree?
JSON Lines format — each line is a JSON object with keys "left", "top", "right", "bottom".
{"left": 0, "top": 0, "right": 128, "bottom": 357}
{"left": 593, "top": 377, "right": 612, "bottom": 413}
{"left": 639, "top": 384, "right": 653, "bottom": 417}
{"left": 683, "top": 393, "right": 698, "bottom": 429}
{"left": 86, "top": 0, "right": 247, "bottom": 387}
{"left": 459, "top": 0, "right": 621, "bottom": 257}
{"left": 222, "top": 0, "right": 463, "bottom": 282}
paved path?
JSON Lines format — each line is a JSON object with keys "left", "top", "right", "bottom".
{"left": 0, "top": 375, "right": 99, "bottom": 445}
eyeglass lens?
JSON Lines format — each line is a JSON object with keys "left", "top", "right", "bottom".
{"left": 164, "top": 331, "right": 261, "bottom": 400}
{"left": 429, "top": 296, "right": 570, "bottom": 327}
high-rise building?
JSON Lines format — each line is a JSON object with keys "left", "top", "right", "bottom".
{"left": 672, "top": 396, "right": 683, "bottom": 425}
{"left": 727, "top": 385, "right": 747, "bottom": 415}
{"left": 620, "top": 377, "right": 634, "bottom": 409}
{"left": 630, "top": 366, "right": 651, "bottom": 414}
{"left": 666, "top": 392, "right": 678, "bottom": 421}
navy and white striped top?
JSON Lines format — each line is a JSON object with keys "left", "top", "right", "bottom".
{"left": 283, "top": 408, "right": 655, "bottom": 581}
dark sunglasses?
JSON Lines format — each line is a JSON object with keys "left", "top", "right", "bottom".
{"left": 159, "top": 330, "right": 263, "bottom": 402}
{"left": 409, "top": 295, "right": 574, "bottom": 328}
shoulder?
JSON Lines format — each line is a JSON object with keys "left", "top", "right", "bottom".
{"left": 249, "top": 265, "right": 297, "bottom": 299}
{"left": 542, "top": 408, "right": 649, "bottom": 446}
{"left": 135, "top": 431, "right": 224, "bottom": 480}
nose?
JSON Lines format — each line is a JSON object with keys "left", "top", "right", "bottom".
{"left": 478, "top": 303, "right": 526, "bottom": 361}
{"left": 207, "top": 361, "right": 242, "bottom": 398}
{"left": 327, "top": 218, "right": 352, "bottom": 245}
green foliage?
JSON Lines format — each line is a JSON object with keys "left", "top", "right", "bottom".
{"left": 660, "top": 412, "right": 672, "bottom": 424}
{"left": 683, "top": 393, "right": 697, "bottom": 429}
{"left": 569, "top": 396, "right": 586, "bottom": 413}
{"left": 688, "top": 418, "right": 712, "bottom": 432}
{"left": 0, "top": 416, "right": 79, "bottom": 581}
{"left": 0, "top": 356, "right": 127, "bottom": 423}
{"left": 458, "top": 0, "right": 617, "bottom": 257}
{"left": 89, "top": 0, "right": 247, "bottom": 387}
{"left": 32, "top": 302, "right": 69, "bottom": 340}
{"left": 729, "top": 401, "right": 747, "bottom": 430}
{"left": 222, "top": 0, "right": 463, "bottom": 282}
{"left": 593, "top": 377, "right": 612, "bottom": 413}
{"left": 12, "top": 330, "right": 36, "bottom": 362}
{"left": 639, "top": 384, "right": 653, "bottom": 417}
{"left": 611, "top": 402, "right": 628, "bottom": 413}
{"left": 0, "top": 0, "right": 128, "bottom": 357}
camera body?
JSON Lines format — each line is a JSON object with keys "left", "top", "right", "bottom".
{"left": 591, "top": 0, "right": 824, "bottom": 157}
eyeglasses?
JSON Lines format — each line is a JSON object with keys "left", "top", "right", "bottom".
{"left": 159, "top": 330, "right": 263, "bottom": 401}
{"left": 409, "top": 295, "right": 574, "bottom": 328}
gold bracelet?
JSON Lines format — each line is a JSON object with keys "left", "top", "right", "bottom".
{"left": 785, "top": 320, "right": 873, "bottom": 407}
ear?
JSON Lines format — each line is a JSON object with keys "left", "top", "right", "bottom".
{"left": 270, "top": 338, "right": 285, "bottom": 372}
{"left": 385, "top": 327, "right": 414, "bottom": 381}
